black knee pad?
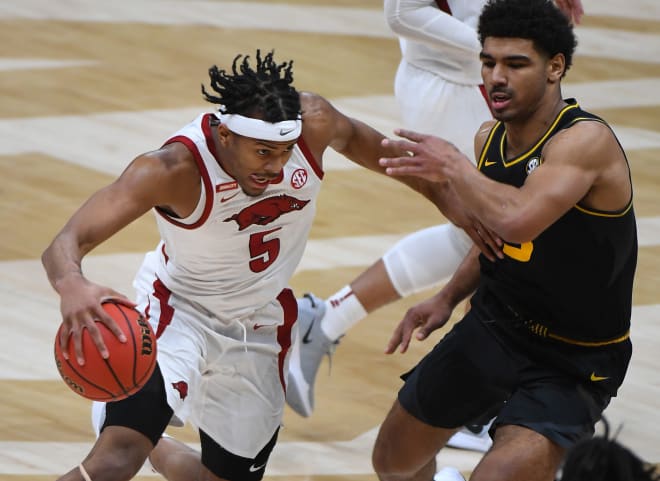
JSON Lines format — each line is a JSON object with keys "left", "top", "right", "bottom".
{"left": 103, "top": 364, "right": 174, "bottom": 446}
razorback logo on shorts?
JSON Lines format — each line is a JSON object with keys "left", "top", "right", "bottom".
{"left": 172, "top": 381, "right": 188, "bottom": 400}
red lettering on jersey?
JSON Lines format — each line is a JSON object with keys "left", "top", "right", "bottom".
{"left": 216, "top": 181, "right": 238, "bottom": 193}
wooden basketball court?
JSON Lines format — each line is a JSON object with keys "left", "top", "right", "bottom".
{"left": 0, "top": 0, "right": 658, "bottom": 479}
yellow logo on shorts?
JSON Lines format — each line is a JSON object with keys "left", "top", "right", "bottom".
{"left": 590, "top": 372, "right": 609, "bottom": 382}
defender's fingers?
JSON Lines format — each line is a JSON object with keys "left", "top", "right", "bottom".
{"left": 393, "top": 128, "right": 427, "bottom": 143}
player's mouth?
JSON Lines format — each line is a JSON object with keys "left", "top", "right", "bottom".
{"left": 490, "top": 91, "right": 512, "bottom": 110}
{"left": 249, "top": 173, "right": 278, "bottom": 188}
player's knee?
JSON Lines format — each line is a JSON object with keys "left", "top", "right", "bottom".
{"left": 81, "top": 456, "right": 141, "bottom": 481}
{"left": 372, "top": 439, "right": 414, "bottom": 481}
{"left": 84, "top": 433, "right": 152, "bottom": 481}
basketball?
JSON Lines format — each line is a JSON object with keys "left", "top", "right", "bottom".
{"left": 54, "top": 300, "right": 157, "bottom": 402}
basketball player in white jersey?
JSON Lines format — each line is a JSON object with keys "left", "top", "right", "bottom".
{"left": 43, "top": 50, "right": 490, "bottom": 481}
{"left": 286, "top": 0, "right": 585, "bottom": 454}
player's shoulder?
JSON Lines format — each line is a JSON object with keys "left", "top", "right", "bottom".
{"left": 548, "top": 119, "right": 617, "bottom": 156}
{"left": 129, "top": 142, "right": 198, "bottom": 185}
{"left": 474, "top": 119, "right": 498, "bottom": 151}
{"left": 300, "top": 91, "right": 334, "bottom": 121}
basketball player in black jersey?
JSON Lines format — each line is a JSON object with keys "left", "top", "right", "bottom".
{"left": 371, "top": 1, "right": 638, "bottom": 480}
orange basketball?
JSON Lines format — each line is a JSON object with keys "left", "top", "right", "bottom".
{"left": 54, "top": 300, "right": 157, "bottom": 402}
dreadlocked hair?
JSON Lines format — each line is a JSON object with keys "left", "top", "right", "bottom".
{"left": 478, "top": 0, "right": 577, "bottom": 76}
{"left": 560, "top": 418, "right": 659, "bottom": 481}
{"left": 201, "top": 50, "right": 301, "bottom": 122}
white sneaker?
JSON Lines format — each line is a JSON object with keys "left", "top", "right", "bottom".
{"left": 434, "top": 466, "right": 466, "bottom": 481}
{"left": 286, "top": 293, "right": 340, "bottom": 417}
{"left": 446, "top": 421, "right": 493, "bottom": 452}
{"left": 91, "top": 401, "right": 106, "bottom": 437}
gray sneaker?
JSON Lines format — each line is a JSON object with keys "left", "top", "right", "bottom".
{"left": 286, "top": 293, "right": 339, "bottom": 417}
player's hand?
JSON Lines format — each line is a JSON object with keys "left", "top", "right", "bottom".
{"left": 385, "top": 293, "right": 454, "bottom": 354}
{"left": 380, "top": 129, "right": 464, "bottom": 182}
{"left": 56, "top": 274, "right": 131, "bottom": 365}
{"left": 464, "top": 221, "right": 504, "bottom": 262}
{"left": 554, "top": 0, "right": 584, "bottom": 24}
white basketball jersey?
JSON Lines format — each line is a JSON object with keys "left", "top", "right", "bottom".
{"left": 397, "top": 0, "right": 487, "bottom": 85}
{"left": 140, "top": 113, "right": 323, "bottom": 322}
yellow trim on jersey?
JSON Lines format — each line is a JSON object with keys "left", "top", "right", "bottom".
{"left": 500, "top": 103, "right": 580, "bottom": 168}
{"left": 574, "top": 200, "right": 634, "bottom": 218}
{"left": 477, "top": 122, "right": 502, "bottom": 170}
{"left": 525, "top": 320, "right": 630, "bottom": 346}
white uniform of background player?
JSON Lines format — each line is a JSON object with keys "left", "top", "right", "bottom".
{"left": 382, "top": 0, "right": 491, "bottom": 299}
{"left": 319, "top": 0, "right": 491, "bottom": 343}
{"left": 95, "top": 112, "right": 323, "bottom": 458}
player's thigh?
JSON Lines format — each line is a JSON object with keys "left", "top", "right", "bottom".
{"left": 199, "top": 426, "right": 279, "bottom": 481}
{"left": 193, "top": 296, "right": 290, "bottom": 461}
{"left": 373, "top": 399, "right": 455, "bottom": 476}
{"left": 496, "top": 370, "right": 611, "bottom": 448}
{"left": 471, "top": 424, "right": 565, "bottom": 481}
{"left": 398, "top": 311, "right": 514, "bottom": 428}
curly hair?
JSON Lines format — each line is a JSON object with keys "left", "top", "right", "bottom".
{"left": 201, "top": 50, "right": 301, "bottom": 122}
{"left": 560, "top": 420, "right": 659, "bottom": 481}
{"left": 478, "top": 0, "right": 577, "bottom": 75}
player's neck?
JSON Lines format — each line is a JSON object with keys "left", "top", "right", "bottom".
{"left": 504, "top": 94, "right": 566, "bottom": 158}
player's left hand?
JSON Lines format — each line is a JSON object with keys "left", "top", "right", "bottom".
{"left": 385, "top": 293, "right": 454, "bottom": 354}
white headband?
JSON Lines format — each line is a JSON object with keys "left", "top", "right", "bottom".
{"left": 217, "top": 112, "right": 302, "bottom": 142}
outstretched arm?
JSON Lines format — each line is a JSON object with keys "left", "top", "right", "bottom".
{"left": 384, "top": 0, "right": 481, "bottom": 58}
{"left": 300, "top": 92, "right": 502, "bottom": 259}
{"left": 380, "top": 121, "right": 626, "bottom": 243}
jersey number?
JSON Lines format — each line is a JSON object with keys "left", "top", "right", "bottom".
{"left": 502, "top": 241, "right": 534, "bottom": 262}
{"left": 249, "top": 228, "right": 282, "bottom": 272}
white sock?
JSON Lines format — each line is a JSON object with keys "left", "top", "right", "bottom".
{"left": 320, "top": 285, "right": 368, "bottom": 341}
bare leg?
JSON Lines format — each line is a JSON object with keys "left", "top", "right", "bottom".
{"left": 470, "top": 425, "right": 565, "bottom": 481}
{"left": 350, "top": 259, "right": 401, "bottom": 312}
{"left": 372, "top": 399, "right": 456, "bottom": 481}
{"left": 149, "top": 436, "right": 228, "bottom": 481}
{"left": 57, "top": 426, "right": 153, "bottom": 481}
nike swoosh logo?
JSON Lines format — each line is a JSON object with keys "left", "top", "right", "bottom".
{"left": 484, "top": 159, "right": 496, "bottom": 167}
{"left": 220, "top": 192, "right": 239, "bottom": 203}
{"left": 590, "top": 372, "right": 610, "bottom": 382}
{"left": 279, "top": 127, "right": 295, "bottom": 136}
{"left": 302, "top": 319, "right": 315, "bottom": 344}
{"left": 253, "top": 323, "right": 277, "bottom": 330}
{"left": 248, "top": 462, "right": 267, "bottom": 473}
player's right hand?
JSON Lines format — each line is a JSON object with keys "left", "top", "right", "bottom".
{"left": 56, "top": 274, "right": 130, "bottom": 365}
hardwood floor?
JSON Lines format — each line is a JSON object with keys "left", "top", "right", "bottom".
{"left": 0, "top": 0, "right": 658, "bottom": 479}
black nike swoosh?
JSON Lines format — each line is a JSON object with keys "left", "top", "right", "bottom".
{"left": 302, "top": 319, "right": 315, "bottom": 344}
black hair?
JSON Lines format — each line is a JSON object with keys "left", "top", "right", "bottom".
{"left": 201, "top": 50, "right": 301, "bottom": 122}
{"left": 560, "top": 419, "right": 659, "bottom": 481}
{"left": 478, "top": 0, "right": 577, "bottom": 75}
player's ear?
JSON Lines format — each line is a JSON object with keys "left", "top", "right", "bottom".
{"left": 547, "top": 53, "right": 565, "bottom": 83}
{"left": 217, "top": 123, "right": 232, "bottom": 145}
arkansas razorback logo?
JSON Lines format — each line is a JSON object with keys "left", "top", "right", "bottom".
{"left": 172, "top": 381, "right": 188, "bottom": 400}
{"left": 223, "top": 194, "right": 310, "bottom": 230}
